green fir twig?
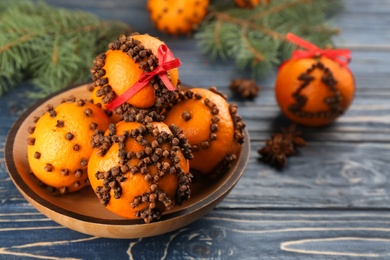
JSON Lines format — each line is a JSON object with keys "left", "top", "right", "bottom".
{"left": 195, "top": 0, "right": 342, "bottom": 77}
{"left": 0, "top": 0, "right": 132, "bottom": 99}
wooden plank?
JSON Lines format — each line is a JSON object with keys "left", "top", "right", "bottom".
{"left": 165, "top": 43, "right": 390, "bottom": 91}
{"left": 334, "top": 0, "right": 390, "bottom": 46}
{"left": 341, "top": 0, "right": 390, "bottom": 13}
{"left": 42, "top": 0, "right": 390, "bottom": 46}
{"left": 41, "top": 0, "right": 155, "bottom": 35}
{"left": 219, "top": 142, "right": 390, "bottom": 209}
{"left": 1, "top": 205, "right": 390, "bottom": 259}
{"left": 11, "top": 0, "right": 389, "bottom": 91}
{"left": 1, "top": 87, "right": 390, "bottom": 208}
{"left": 237, "top": 101, "right": 390, "bottom": 143}
{"left": 2, "top": 140, "right": 390, "bottom": 209}
{"left": 2, "top": 76, "right": 390, "bottom": 142}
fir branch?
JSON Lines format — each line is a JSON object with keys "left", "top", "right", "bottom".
{"left": 0, "top": 0, "right": 132, "bottom": 99}
{"left": 0, "top": 34, "right": 34, "bottom": 53}
{"left": 195, "top": 0, "right": 342, "bottom": 77}
{"left": 250, "top": 0, "right": 312, "bottom": 20}
{"left": 241, "top": 25, "right": 265, "bottom": 64}
{"left": 215, "top": 12, "right": 286, "bottom": 41}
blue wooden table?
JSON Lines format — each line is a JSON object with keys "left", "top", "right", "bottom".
{"left": 2, "top": 0, "right": 390, "bottom": 259}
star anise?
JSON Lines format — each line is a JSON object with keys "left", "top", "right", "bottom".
{"left": 229, "top": 79, "right": 260, "bottom": 99}
{"left": 258, "top": 124, "right": 306, "bottom": 168}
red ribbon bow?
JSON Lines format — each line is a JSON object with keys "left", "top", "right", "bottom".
{"left": 286, "top": 33, "right": 351, "bottom": 67}
{"left": 106, "top": 44, "right": 181, "bottom": 111}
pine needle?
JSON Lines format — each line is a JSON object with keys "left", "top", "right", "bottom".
{"left": 0, "top": 0, "right": 132, "bottom": 99}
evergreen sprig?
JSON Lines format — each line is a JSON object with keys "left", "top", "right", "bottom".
{"left": 195, "top": 0, "right": 342, "bottom": 77}
{"left": 0, "top": 0, "right": 132, "bottom": 98}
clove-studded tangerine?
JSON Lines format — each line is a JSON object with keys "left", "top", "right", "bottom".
{"left": 164, "top": 87, "right": 245, "bottom": 175}
{"left": 88, "top": 84, "right": 122, "bottom": 124}
{"left": 235, "top": 0, "right": 263, "bottom": 9}
{"left": 147, "top": 0, "right": 210, "bottom": 35}
{"left": 27, "top": 97, "right": 111, "bottom": 194}
{"left": 275, "top": 33, "right": 355, "bottom": 127}
{"left": 87, "top": 121, "right": 193, "bottom": 223}
{"left": 90, "top": 33, "right": 180, "bottom": 114}
{"left": 275, "top": 56, "right": 355, "bottom": 127}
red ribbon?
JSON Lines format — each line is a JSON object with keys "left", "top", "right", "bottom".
{"left": 286, "top": 33, "right": 351, "bottom": 67}
{"left": 106, "top": 44, "right": 181, "bottom": 111}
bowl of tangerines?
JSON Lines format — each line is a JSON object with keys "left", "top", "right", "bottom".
{"left": 5, "top": 33, "right": 249, "bottom": 238}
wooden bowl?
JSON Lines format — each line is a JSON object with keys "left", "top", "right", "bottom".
{"left": 5, "top": 83, "right": 250, "bottom": 239}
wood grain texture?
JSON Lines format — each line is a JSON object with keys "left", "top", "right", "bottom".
{"left": 1, "top": 0, "right": 390, "bottom": 258}
{"left": 2, "top": 206, "right": 390, "bottom": 259}
{"left": 220, "top": 142, "right": 390, "bottom": 209}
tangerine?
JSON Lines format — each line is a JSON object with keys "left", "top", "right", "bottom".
{"left": 90, "top": 33, "right": 179, "bottom": 110}
{"left": 235, "top": 0, "right": 262, "bottom": 8}
{"left": 27, "top": 98, "right": 111, "bottom": 193}
{"left": 87, "top": 121, "right": 192, "bottom": 222}
{"left": 164, "top": 87, "right": 245, "bottom": 175}
{"left": 275, "top": 56, "right": 355, "bottom": 127}
{"left": 147, "top": 0, "right": 209, "bottom": 35}
{"left": 89, "top": 86, "right": 121, "bottom": 124}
